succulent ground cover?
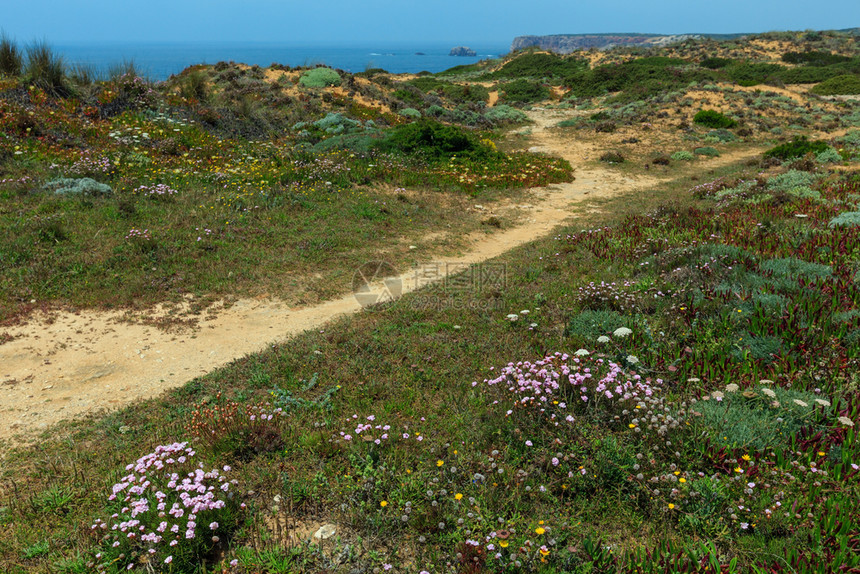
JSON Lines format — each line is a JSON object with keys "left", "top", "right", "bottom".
{"left": 1, "top": 30, "right": 860, "bottom": 574}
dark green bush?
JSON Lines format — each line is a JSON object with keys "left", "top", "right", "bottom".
{"left": 700, "top": 57, "right": 733, "bottom": 69}
{"left": 693, "top": 109, "right": 737, "bottom": 129}
{"left": 0, "top": 33, "right": 22, "bottom": 77}
{"left": 488, "top": 52, "right": 587, "bottom": 80}
{"left": 763, "top": 136, "right": 830, "bottom": 160}
{"left": 725, "top": 62, "right": 786, "bottom": 86}
{"left": 781, "top": 51, "right": 851, "bottom": 66}
{"left": 810, "top": 74, "right": 860, "bottom": 95}
{"left": 375, "top": 119, "right": 493, "bottom": 161}
{"left": 694, "top": 146, "right": 720, "bottom": 157}
{"left": 501, "top": 79, "right": 550, "bottom": 103}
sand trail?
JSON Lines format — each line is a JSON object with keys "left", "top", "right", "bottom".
{"left": 0, "top": 108, "right": 747, "bottom": 444}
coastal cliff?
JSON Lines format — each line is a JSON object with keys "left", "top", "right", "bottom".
{"left": 510, "top": 33, "right": 704, "bottom": 53}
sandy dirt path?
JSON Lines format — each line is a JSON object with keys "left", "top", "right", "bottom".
{"left": 0, "top": 108, "right": 750, "bottom": 444}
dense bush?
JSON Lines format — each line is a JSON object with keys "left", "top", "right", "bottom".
{"left": 705, "top": 128, "right": 737, "bottom": 142}
{"left": 483, "top": 104, "right": 528, "bottom": 124}
{"left": 488, "top": 52, "right": 587, "bottom": 80}
{"left": 810, "top": 74, "right": 860, "bottom": 95}
{"left": 693, "top": 109, "right": 737, "bottom": 129}
{"left": 700, "top": 57, "right": 733, "bottom": 69}
{"left": 763, "top": 136, "right": 830, "bottom": 160}
{"left": 782, "top": 51, "right": 851, "bottom": 66}
{"left": 298, "top": 67, "right": 341, "bottom": 88}
{"left": 671, "top": 150, "right": 694, "bottom": 161}
{"left": 43, "top": 178, "right": 113, "bottom": 197}
{"left": 694, "top": 146, "right": 720, "bottom": 157}
{"left": 566, "top": 57, "right": 715, "bottom": 102}
{"left": 375, "top": 118, "right": 493, "bottom": 160}
{"left": 398, "top": 107, "right": 421, "bottom": 119}
{"left": 724, "top": 62, "right": 786, "bottom": 86}
{"left": 501, "top": 79, "right": 550, "bottom": 103}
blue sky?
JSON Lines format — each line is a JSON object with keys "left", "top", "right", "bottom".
{"left": 1, "top": 0, "right": 858, "bottom": 44}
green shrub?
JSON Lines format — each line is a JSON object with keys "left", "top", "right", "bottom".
{"left": 725, "top": 62, "right": 786, "bottom": 86}
{"left": 483, "top": 104, "right": 528, "bottom": 124}
{"left": 839, "top": 129, "right": 860, "bottom": 147}
{"left": 766, "top": 170, "right": 821, "bottom": 193}
{"left": 566, "top": 309, "right": 631, "bottom": 340}
{"left": 298, "top": 67, "right": 341, "bottom": 88}
{"left": 671, "top": 151, "right": 694, "bottom": 161}
{"left": 399, "top": 107, "right": 421, "bottom": 119}
{"left": 694, "top": 384, "right": 829, "bottom": 450}
{"left": 693, "top": 109, "right": 737, "bottom": 129}
{"left": 0, "top": 33, "right": 22, "bottom": 77}
{"left": 489, "top": 52, "right": 587, "bottom": 79}
{"left": 763, "top": 136, "right": 830, "bottom": 160}
{"left": 816, "top": 147, "right": 843, "bottom": 163}
{"left": 781, "top": 51, "right": 851, "bottom": 66}
{"left": 828, "top": 211, "right": 860, "bottom": 228}
{"left": 705, "top": 129, "right": 737, "bottom": 142}
{"left": 392, "top": 88, "right": 422, "bottom": 104}
{"left": 502, "top": 79, "right": 551, "bottom": 103}
{"left": 313, "top": 112, "right": 361, "bottom": 134}
{"left": 694, "top": 146, "right": 720, "bottom": 157}
{"left": 700, "top": 57, "right": 733, "bottom": 69}
{"left": 810, "top": 74, "right": 860, "bottom": 95}
{"left": 375, "top": 118, "right": 492, "bottom": 160}
{"left": 43, "top": 178, "right": 112, "bottom": 197}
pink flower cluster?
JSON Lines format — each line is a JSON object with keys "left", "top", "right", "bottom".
{"left": 481, "top": 352, "right": 661, "bottom": 424}
{"left": 91, "top": 442, "right": 238, "bottom": 572}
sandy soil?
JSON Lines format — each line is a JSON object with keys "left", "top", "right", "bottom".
{"left": 0, "top": 108, "right": 754, "bottom": 447}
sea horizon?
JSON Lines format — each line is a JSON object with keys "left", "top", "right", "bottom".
{"left": 51, "top": 41, "right": 512, "bottom": 81}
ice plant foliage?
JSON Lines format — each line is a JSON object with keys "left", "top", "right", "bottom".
{"left": 90, "top": 442, "right": 240, "bottom": 572}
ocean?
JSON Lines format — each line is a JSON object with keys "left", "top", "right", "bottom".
{"left": 53, "top": 42, "right": 511, "bottom": 81}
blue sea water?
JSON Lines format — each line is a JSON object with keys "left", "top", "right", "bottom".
{"left": 53, "top": 42, "right": 511, "bottom": 81}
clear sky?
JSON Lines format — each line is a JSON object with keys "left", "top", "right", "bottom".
{"left": 1, "top": 0, "right": 858, "bottom": 45}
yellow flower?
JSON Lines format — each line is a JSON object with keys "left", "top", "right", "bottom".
{"left": 539, "top": 548, "right": 550, "bottom": 556}
{"left": 734, "top": 467, "right": 743, "bottom": 473}
{"left": 437, "top": 460, "right": 444, "bottom": 467}
{"left": 455, "top": 493, "right": 463, "bottom": 501}
{"left": 380, "top": 500, "right": 388, "bottom": 507}
{"left": 668, "top": 503, "right": 675, "bottom": 509}
{"left": 628, "top": 423, "right": 636, "bottom": 428}
{"left": 679, "top": 478, "right": 686, "bottom": 483}
{"left": 673, "top": 471, "right": 680, "bottom": 475}
{"left": 818, "top": 451, "right": 826, "bottom": 457}
{"left": 535, "top": 527, "right": 545, "bottom": 535}
{"left": 742, "top": 454, "right": 751, "bottom": 461}
{"left": 499, "top": 540, "right": 509, "bottom": 548}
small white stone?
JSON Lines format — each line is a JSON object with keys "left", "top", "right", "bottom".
{"left": 314, "top": 524, "right": 337, "bottom": 540}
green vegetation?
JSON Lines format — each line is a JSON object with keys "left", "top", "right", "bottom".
{"left": 2, "top": 28, "right": 860, "bottom": 574}
{"left": 764, "top": 136, "right": 831, "bottom": 160}
{"left": 0, "top": 33, "right": 22, "bottom": 77}
{"left": 298, "top": 67, "right": 341, "bottom": 88}
{"left": 810, "top": 74, "right": 860, "bottom": 95}
{"left": 693, "top": 109, "right": 738, "bottom": 129}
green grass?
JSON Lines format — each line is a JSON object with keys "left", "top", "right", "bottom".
{"left": 2, "top": 156, "right": 858, "bottom": 572}
{"left": 0, "top": 86, "right": 571, "bottom": 323}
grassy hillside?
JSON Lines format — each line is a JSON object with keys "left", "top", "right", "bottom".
{"left": 1, "top": 29, "right": 860, "bottom": 573}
